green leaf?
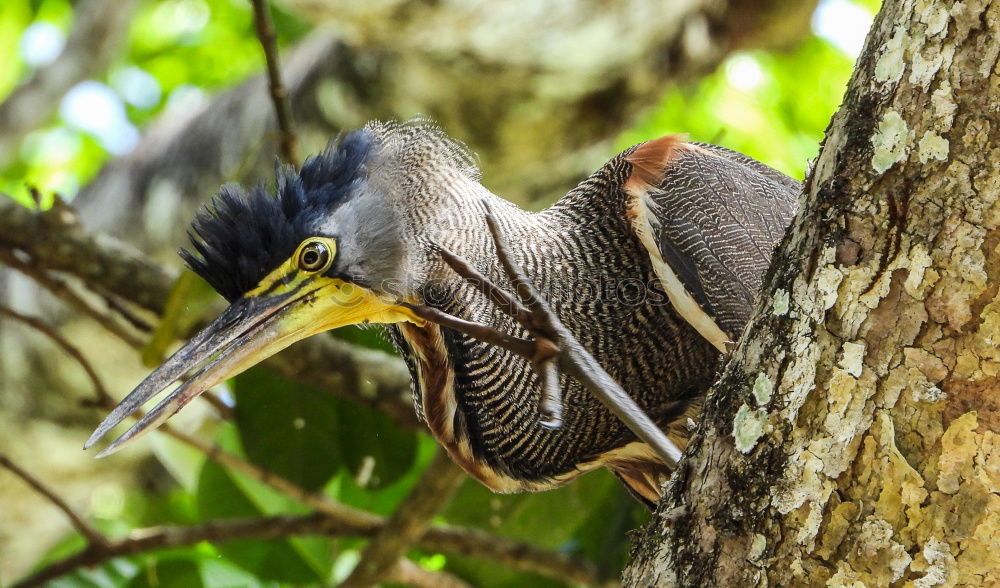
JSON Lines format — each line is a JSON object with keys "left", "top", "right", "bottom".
{"left": 195, "top": 426, "right": 333, "bottom": 583}
{"left": 127, "top": 557, "right": 202, "bottom": 588}
{"left": 329, "top": 433, "right": 437, "bottom": 516}
{"left": 233, "top": 366, "right": 418, "bottom": 493}
{"left": 47, "top": 558, "right": 141, "bottom": 588}
{"left": 441, "top": 469, "right": 641, "bottom": 586}
{"left": 197, "top": 554, "right": 273, "bottom": 588}
{"left": 121, "top": 547, "right": 273, "bottom": 588}
{"left": 333, "top": 391, "right": 418, "bottom": 490}
{"left": 150, "top": 428, "right": 208, "bottom": 491}
{"left": 233, "top": 367, "right": 342, "bottom": 491}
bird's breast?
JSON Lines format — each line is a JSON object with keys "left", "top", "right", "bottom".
{"left": 395, "top": 321, "right": 608, "bottom": 492}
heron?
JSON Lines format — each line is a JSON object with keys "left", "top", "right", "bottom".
{"left": 86, "top": 120, "right": 797, "bottom": 506}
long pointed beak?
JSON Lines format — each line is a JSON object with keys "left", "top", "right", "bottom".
{"left": 86, "top": 279, "right": 421, "bottom": 457}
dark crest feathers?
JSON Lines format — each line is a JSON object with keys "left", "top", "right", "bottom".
{"left": 180, "top": 130, "right": 373, "bottom": 301}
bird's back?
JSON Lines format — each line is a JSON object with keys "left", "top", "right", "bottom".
{"left": 390, "top": 137, "right": 799, "bottom": 501}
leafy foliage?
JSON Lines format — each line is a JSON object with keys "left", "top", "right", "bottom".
{"left": 4, "top": 0, "right": 880, "bottom": 585}
{"left": 233, "top": 366, "right": 419, "bottom": 492}
{"left": 621, "top": 38, "right": 859, "bottom": 180}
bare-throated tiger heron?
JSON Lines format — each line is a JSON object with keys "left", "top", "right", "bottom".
{"left": 87, "top": 120, "right": 797, "bottom": 506}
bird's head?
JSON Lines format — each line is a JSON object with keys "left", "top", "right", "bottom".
{"left": 87, "top": 120, "right": 482, "bottom": 455}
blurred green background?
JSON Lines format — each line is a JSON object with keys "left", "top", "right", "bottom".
{"left": 0, "top": 0, "right": 879, "bottom": 585}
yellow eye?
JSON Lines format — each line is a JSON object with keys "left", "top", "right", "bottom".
{"left": 297, "top": 239, "right": 334, "bottom": 273}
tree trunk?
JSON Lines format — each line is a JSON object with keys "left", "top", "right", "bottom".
{"left": 625, "top": 0, "right": 1000, "bottom": 585}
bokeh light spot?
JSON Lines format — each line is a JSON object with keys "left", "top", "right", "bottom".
{"left": 19, "top": 22, "right": 65, "bottom": 67}
{"left": 725, "top": 54, "right": 766, "bottom": 92}
{"left": 111, "top": 66, "right": 163, "bottom": 110}
{"left": 812, "top": 0, "right": 875, "bottom": 58}
{"left": 59, "top": 81, "right": 140, "bottom": 155}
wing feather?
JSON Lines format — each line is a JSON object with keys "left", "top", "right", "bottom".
{"left": 625, "top": 137, "right": 798, "bottom": 349}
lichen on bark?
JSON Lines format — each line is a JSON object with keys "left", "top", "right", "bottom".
{"left": 624, "top": 0, "right": 1000, "bottom": 585}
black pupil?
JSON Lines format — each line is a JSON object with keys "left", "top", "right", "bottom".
{"left": 302, "top": 245, "right": 325, "bottom": 269}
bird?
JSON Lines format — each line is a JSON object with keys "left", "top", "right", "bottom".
{"left": 86, "top": 119, "right": 798, "bottom": 507}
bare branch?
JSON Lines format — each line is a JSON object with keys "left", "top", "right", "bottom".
{"left": 250, "top": 0, "right": 298, "bottom": 166}
{"left": 0, "top": 196, "right": 176, "bottom": 313}
{"left": 0, "top": 249, "right": 147, "bottom": 347}
{"left": 76, "top": 391, "right": 596, "bottom": 587}
{"left": 14, "top": 509, "right": 599, "bottom": 587}
{"left": 0, "top": 454, "right": 108, "bottom": 549}
{"left": 0, "top": 0, "right": 140, "bottom": 165}
{"left": 88, "top": 281, "right": 155, "bottom": 333}
{"left": 0, "top": 283, "right": 473, "bottom": 586}
{"left": 0, "top": 252, "right": 233, "bottom": 419}
{"left": 0, "top": 305, "right": 112, "bottom": 405}
{"left": 342, "top": 449, "right": 467, "bottom": 587}
{"left": 0, "top": 196, "right": 418, "bottom": 428}
{"left": 0, "top": 317, "right": 590, "bottom": 586}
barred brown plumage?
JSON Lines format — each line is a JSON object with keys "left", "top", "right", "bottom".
{"left": 380, "top": 126, "right": 797, "bottom": 505}
{"left": 87, "top": 119, "right": 797, "bottom": 507}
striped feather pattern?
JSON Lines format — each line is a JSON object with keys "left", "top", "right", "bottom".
{"left": 389, "top": 145, "right": 778, "bottom": 491}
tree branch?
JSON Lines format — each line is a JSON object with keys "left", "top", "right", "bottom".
{"left": 0, "top": 196, "right": 419, "bottom": 428}
{"left": 0, "top": 248, "right": 147, "bottom": 348}
{"left": 0, "top": 299, "right": 593, "bottom": 587}
{"left": 0, "top": 305, "right": 112, "bottom": 406}
{"left": 0, "top": 0, "right": 140, "bottom": 165}
{"left": 15, "top": 509, "right": 599, "bottom": 587}
{"left": 0, "top": 254, "right": 234, "bottom": 418}
{"left": 250, "top": 0, "right": 298, "bottom": 166}
{"left": 0, "top": 454, "right": 109, "bottom": 550}
{"left": 0, "top": 197, "right": 175, "bottom": 313}
{"left": 342, "top": 449, "right": 467, "bottom": 587}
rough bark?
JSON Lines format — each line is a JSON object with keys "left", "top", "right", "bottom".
{"left": 624, "top": 0, "right": 1000, "bottom": 585}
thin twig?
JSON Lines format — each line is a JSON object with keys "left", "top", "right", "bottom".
{"left": 0, "top": 196, "right": 419, "bottom": 429}
{"left": 0, "top": 257, "right": 233, "bottom": 419}
{"left": 250, "top": 0, "right": 298, "bottom": 166}
{"left": 342, "top": 449, "right": 467, "bottom": 587}
{"left": 0, "top": 454, "right": 109, "bottom": 548}
{"left": 0, "top": 249, "right": 147, "bottom": 347}
{"left": 0, "top": 306, "right": 113, "bottom": 405}
{"left": 0, "top": 308, "right": 286, "bottom": 566}
{"left": 82, "top": 387, "right": 597, "bottom": 585}
{"left": 0, "top": 304, "right": 338, "bottom": 527}
{"left": 0, "top": 344, "right": 593, "bottom": 587}
{"left": 88, "top": 281, "right": 155, "bottom": 332}
{"left": 160, "top": 423, "right": 378, "bottom": 529}
{"left": 14, "top": 509, "right": 598, "bottom": 587}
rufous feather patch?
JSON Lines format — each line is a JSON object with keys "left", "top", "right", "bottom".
{"left": 625, "top": 134, "right": 684, "bottom": 189}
